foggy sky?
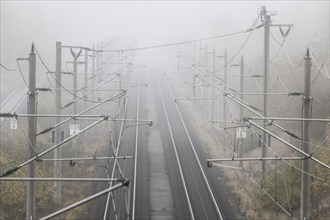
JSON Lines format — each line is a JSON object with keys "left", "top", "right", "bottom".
{"left": 1, "top": 1, "right": 329, "bottom": 71}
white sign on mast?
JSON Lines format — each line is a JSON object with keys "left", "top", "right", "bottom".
{"left": 70, "top": 124, "right": 80, "bottom": 136}
{"left": 236, "top": 127, "right": 247, "bottom": 139}
{"left": 10, "top": 117, "right": 18, "bottom": 129}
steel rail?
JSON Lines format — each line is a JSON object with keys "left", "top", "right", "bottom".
{"left": 164, "top": 74, "right": 223, "bottom": 220}
{"left": 156, "top": 74, "right": 195, "bottom": 220}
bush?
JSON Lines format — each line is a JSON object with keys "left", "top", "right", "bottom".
{"left": 253, "top": 124, "right": 330, "bottom": 219}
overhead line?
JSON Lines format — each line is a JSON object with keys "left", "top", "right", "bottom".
{"left": 0, "top": 118, "right": 107, "bottom": 177}
{"left": 102, "top": 30, "right": 252, "bottom": 52}
{"left": 247, "top": 119, "right": 330, "bottom": 170}
{"left": 195, "top": 74, "right": 302, "bottom": 140}
{"left": 247, "top": 117, "right": 330, "bottom": 122}
{"left": 16, "top": 59, "right": 29, "bottom": 87}
{"left": 35, "top": 91, "right": 126, "bottom": 136}
{"left": 61, "top": 73, "right": 120, "bottom": 108}
{"left": 103, "top": 15, "right": 261, "bottom": 53}
{"left": 309, "top": 49, "right": 330, "bottom": 79}
{"left": 0, "top": 177, "right": 121, "bottom": 182}
{"left": 249, "top": 126, "right": 327, "bottom": 182}
{"left": 40, "top": 182, "right": 127, "bottom": 220}
{"left": 34, "top": 44, "right": 121, "bottom": 104}
{"left": 0, "top": 63, "right": 18, "bottom": 71}
{"left": 39, "top": 156, "right": 134, "bottom": 162}
{"left": 103, "top": 93, "right": 129, "bottom": 220}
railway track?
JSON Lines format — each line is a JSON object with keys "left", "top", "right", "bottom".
{"left": 153, "top": 72, "right": 224, "bottom": 220}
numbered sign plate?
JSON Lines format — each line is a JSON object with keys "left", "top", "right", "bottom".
{"left": 10, "top": 117, "right": 18, "bottom": 129}
{"left": 236, "top": 127, "right": 247, "bottom": 139}
{"left": 70, "top": 124, "right": 80, "bottom": 136}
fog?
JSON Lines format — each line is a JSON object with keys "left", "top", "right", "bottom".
{"left": 0, "top": 2, "right": 329, "bottom": 219}
{"left": 0, "top": 1, "right": 329, "bottom": 85}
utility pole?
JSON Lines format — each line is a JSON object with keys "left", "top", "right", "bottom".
{"left": 70, "top": 48, "right": 82, "bottom": 157}
{"left": 96, "top": 42, "right": 99, "bottom": 81}
{"left": 261, "top": 6, "right": 271, "bottom": 177}
{"left": 54, "top": 42, "right": 62, "bottom": 202}
{"left": 259, "top": 6, "right": 292, "bottom": 177}
{"left": 84, "top": 49, "right": 88, "bottom": 111}
{"left": 239, "top": 56, "right": 244, "bottom": 164}
{"left": 223, "top": 49, "right": 228, "bottom": 129}
{"left": 198, "top": 43, "right": 202, "bottom": 108}
{"left": 177, "top": 54, "right": 180, "bottom": 76}
{"left": 300, "top": 48, "right": 312, "bottom": 220}
{"left": 193, "top": 42, "right": 197, "bottom": 104}
{"left": 83, "top": 49, "right": 89, "bottom": 152}
{"left": 92, "top": 45, "right": 95, "bottom": 98}
{"left": 101, "top": 41, "right": 104, "bottom": 75}
{"left": 119, "top": 51, "right": 123, "bottom": 91}
{"left": 211, "top": 46, "right": 216, "bottom": 121}
{"left": 204, "top": 44, "right": 208, "bottom": 116}
{"left": 117, "top": 50, "right": 122, "bottom": 92}
{"left": 26, "top": 43, "right": 36, "bottom": 220}
{"left": 71, "top": 50, "right": 80, "bottom": 115}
